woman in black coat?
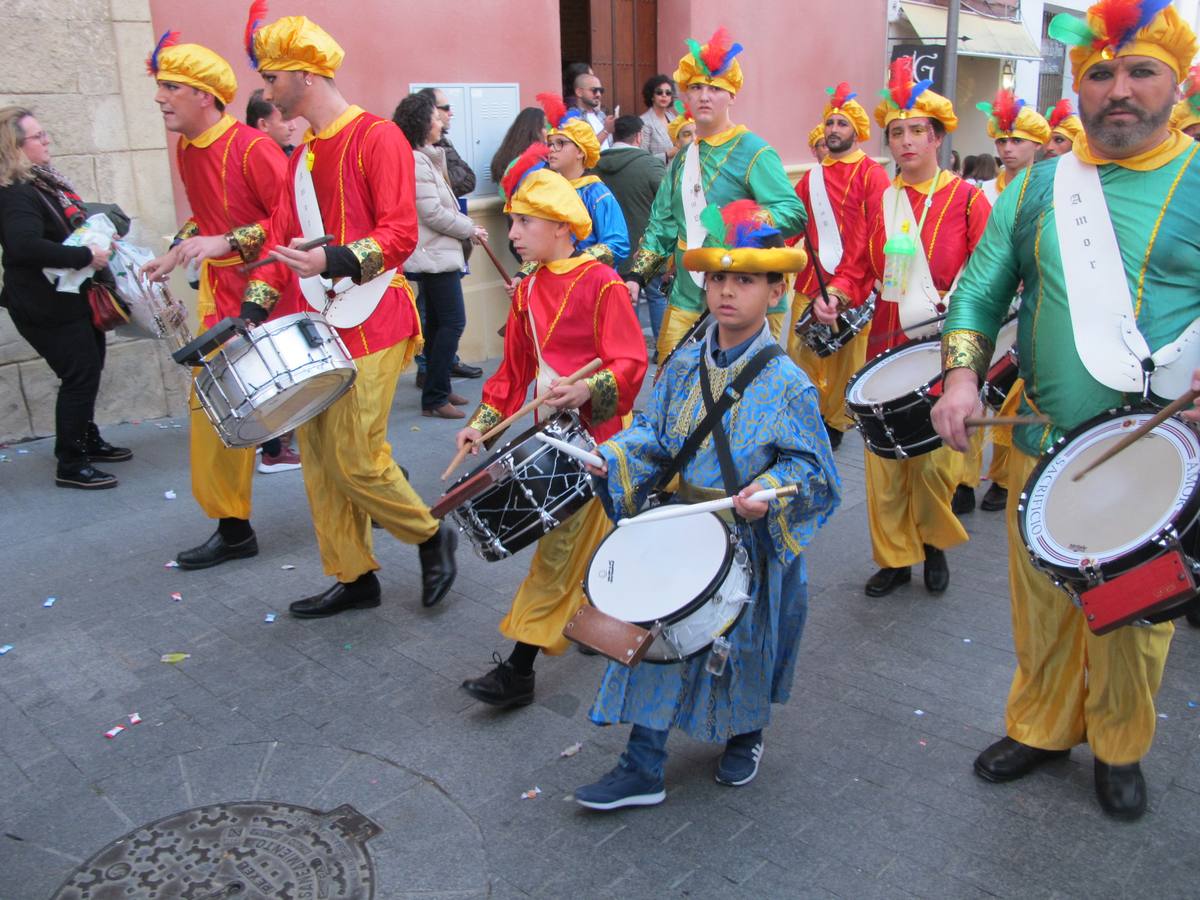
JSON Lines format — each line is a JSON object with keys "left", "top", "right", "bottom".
{"left": 0, "top": 106, "right": 130, "bottom": 489}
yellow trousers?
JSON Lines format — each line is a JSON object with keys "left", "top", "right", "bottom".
{"left": 189, "top": 389, "right": 256, "bottom": 521}
{"left": 864, "top": 445, "right": 968, "bottom": 568}
{"left": 501, "top": 498, "right": 612, "bottom": 655}
{"left": 296, "top": 340, "right": 439, "bottom": 583}
{"left": 984, "top": 378, "right": 1023, "bottom": 489}
{"left": 790, "top": 330, "right": 870, "bottom": 434}
{"left": 1002, "top": 449, "right": 1173, "bottom": 764}
{"left": 656, "top": 304, "right": 785, "bottom": 362}
{"left": 960, "top": 427, "right": 985, "bottom": 489}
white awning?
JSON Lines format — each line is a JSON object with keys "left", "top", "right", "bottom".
{"left": 900, "top": 2, "right": 1043, "bottom": 61}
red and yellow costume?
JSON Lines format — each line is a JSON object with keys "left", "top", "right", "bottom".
{"left": 150, "top": 36, "right": 298, "bottom": 524}
{"left": 234, "top": 14, "right": 437, "bottom": 582}
{"left": 468, "top": 158, "right": 648, "bottom": 652}
{"left": 789, "top": 83, "right": 889, "bottom": 436}
{"left": 860, "top": 66, "right": 990, "bottom": 570}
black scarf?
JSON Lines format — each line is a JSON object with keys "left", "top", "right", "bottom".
{"left": 29, "top": 164, "right": 86, "bottom": 229}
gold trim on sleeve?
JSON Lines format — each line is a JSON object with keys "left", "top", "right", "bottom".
{"left": 629, "top": 247, "right": 670, "bottom": 280}
{"left": 941, "top": 329, "right": 993, "bottom": 382}
{"left": 347, "top": 236, "right": 386, "bottom": 282}
{"left": 228, "top": 224, "right": 267, "bottom": 263}
{"left": 467, "top": 402, "right": 503, "bottom": 434}
{"left": 585, "top": 367, "right": 620, "bottom": 423}
{"left": 243, "top": 279, "right": 280, "bottom": 312}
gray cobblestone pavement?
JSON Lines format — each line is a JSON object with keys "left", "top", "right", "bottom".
{"left": 1, "top": 358, "right": 1197, "bottom": 898}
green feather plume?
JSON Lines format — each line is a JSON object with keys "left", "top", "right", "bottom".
{"left": 686, "top": 38, "right": 709, "bottom": 75}
{"left": 700, "top": 204, "right": 727, "bottom": 246}
{"left": 1048, "top": 13, "right": 1096, "bottom": 48}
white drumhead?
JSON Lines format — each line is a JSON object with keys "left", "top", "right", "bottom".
{"left": 1024, "top": 414, "right": 1200, "bottom": 568}
{"left": 848, "top": 341, "right": 942, "bottom": 405}
{"left": 990, "top": 317, "right": 1018, "bottom": 367}
{"left": 587, "top": 511, "right": 730, "bottom": 623}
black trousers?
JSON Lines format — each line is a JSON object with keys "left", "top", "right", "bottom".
{"left": 9, "top": 312, "right": 106, "bottom": 468}
{"left": 416, "top": 271, "right": 466, "bottom": 410}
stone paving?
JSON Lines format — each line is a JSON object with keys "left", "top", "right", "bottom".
{"left": 0, "top": 359, "right": 1198, "bottom": 899}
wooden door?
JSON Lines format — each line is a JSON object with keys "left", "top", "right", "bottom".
{"left": 585, "top": 0, "right": 658, "bottom": 119}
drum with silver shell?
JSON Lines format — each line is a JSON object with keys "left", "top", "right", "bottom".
{"left": 584, "top": 510, "right": 753, "bottom": 663}
{"left": 793, "top": 294, "right": 876, "bottom": 358}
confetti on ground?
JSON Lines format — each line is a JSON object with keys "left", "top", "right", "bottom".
{"left": 170, "top": 592, "right": 182, "bottom": 602}
{"left": 16, "top": 449, "right": 29, "bottom": 455}
{"left": 0, "top": 645, "right": 12, "bottom": 655}
{"left": 962, "top": 638, "right": 972, "bottom": 644}
{"left": 156, "top": 423, "right": 170, "bottom": 429}
{"left": 105, "top": 725, "right": 126, "bottom": 739}
{"left": 172, "top": 423, "right": 182, "bottom": 429}
{"left": 914, "top": 709, "right": 925, "bottom": 716}
{"left": 560, "top": 742, "right": 583, "bottom": 758}
{"left": 43, "top": 597, "right": 56, "bottom": 608}
{"left": 0, "top": 454, "right": 9, "bottom": 462}
{"left": 264, "top": 613, "right": 277, "bottom": 623}
{"left": 410, "top": 426, "right": 420, "bottom": 432}
{"left": 164, "top": 560, "right": 179, "bottom": 568}
{"left": 520, "top": 787, "right": 542, "bottom": 800}
{"left": 128, "top": 713, "right": 142, "bottom": 725}
{"left": 1188, "top": 701, "right": 1198, "bottom": 709}
{"left": 281, "top": 564, "right": 295, "bottom": 570}
{"left": 160, "top": 652, "right": 190, "bottom": 664}
{"left": 164, "top": 490, "right": 177, "bottom": 500}
{"left": 1158, "top": 713, "right": 1169, "bottom": 719}
{"left": 918, "top": 740, "right": 928, "bottom": 747}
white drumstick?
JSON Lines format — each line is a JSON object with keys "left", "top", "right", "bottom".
{"left": 534, "top": 432, "right": 604, "bottom": 469}
{"left": 617, "top": 484, "right": 800, "bottom": 527}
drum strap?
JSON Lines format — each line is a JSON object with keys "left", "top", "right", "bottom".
{"left": 656, "top": 342, "right": 784, "bottom": 494}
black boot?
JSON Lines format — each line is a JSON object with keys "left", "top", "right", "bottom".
{"left": 824, "top": 423, "right": 843, "bottom": 452}
{"left": 923, "top": 544, "right": 949, "bottom": 593}
{"left": 418, "top": 522, "right": 458, "bottom": 607}
{"left": 85, "top": 423, "right": 132, "bottom": 462}
{"left": 461, "top": 652, "right": 535, "bottom": 708}
{"left": 450, "top": 361, "right": 483, "bottom": 379}
{"left": 952, "top": 484, "right": 975, "bottom": 514}
{"left": 289, "top": 572, "right": 381, "bottom": 618}
{"left": 980, "top": 483, "right": 1009, "bottom": 512}
{"left": 864, "top": 566, "right": 912, "bottom": 597}
{"left": 55, "top": 463, "right": 118, "bottom": 490}
{"left": 176, "top": 523, "right": 258, "bottom": 570}
{"left": 973, "top": 736, "right": 1069, "bottom": 783}
{"left": 1094, "top": 759, "right": 1147, "bottom": 820}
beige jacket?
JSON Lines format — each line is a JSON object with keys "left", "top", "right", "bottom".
{"left": 405, "top": 144, "right": 475, "bottom": 275}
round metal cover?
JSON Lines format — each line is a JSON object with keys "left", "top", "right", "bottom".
{"left": 52, "top": 801, "right": 380, "bottom": 899}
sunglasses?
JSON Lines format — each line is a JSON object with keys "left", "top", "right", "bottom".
{"left": 436, "top": 104, "right": 451, "bottom": 112}
{"left": 654, "top": 89, "right": 674, "bottom": 96}
{"left": 589, "top": 87, "right": 605, "bottom": 94}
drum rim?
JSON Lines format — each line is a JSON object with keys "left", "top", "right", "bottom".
{"left": 1017, "top": 403, "right": 1200, "bottom": 581}
{"left": 845, "top": 336, "right": 943, "bottom": 411}
{"left": 583, "top": 509, "right": 736, "bottom": 629}
{"left": 640, "top": 596, "right": 751, "bottom": 664}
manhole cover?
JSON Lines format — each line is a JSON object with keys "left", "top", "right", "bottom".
{"left": 51, "top": 801, "right": 381, "bottom": 899}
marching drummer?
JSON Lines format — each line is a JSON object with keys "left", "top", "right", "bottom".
{"left": 140, "top": 33, "right": 301, "bottom": 570}
{"left": 454, "top": 147, "right": 647, "bottom": 708}
{"left": 788, "top": 81, "right": 889, "bottom": 452}
{"left": 931, "top": 0, "right": 1199, "bottom": 820}
{"left": 574, "top": 200, "right": 839, "bottom": 810}
{"left": 857, "top": 59, "right": 990, "bottom": 599}
{"left": 953, "top": 91, "right": 1049, "bottom": 517}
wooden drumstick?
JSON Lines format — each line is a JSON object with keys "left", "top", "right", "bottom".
{"left": 616, "top": 485, "right": 800, "bottom": 527}
{"left": 440, "top": 357, "right": 603, "bottom": 481}
{"left": 477, "top": 237, "right": 513, "bottom": 287}
{"left": 239, "top": 234, "right": 333, "bottom": 273}
{"left": 1071, "top": 388, "right": 1200, "bottom": 483}
{"left": 963, "top": 415, "right": 1049, "bottom": 427}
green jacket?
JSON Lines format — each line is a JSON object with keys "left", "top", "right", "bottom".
{"left": 593, "top": 146, "right": 666, "bottom": 276}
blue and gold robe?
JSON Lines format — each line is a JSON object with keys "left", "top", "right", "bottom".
{"left": 588, "top": 322, "right": 840, "bottom": 741}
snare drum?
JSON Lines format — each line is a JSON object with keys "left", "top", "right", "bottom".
{"left": 584, "top": 511, "right": 752, "bottom": 663}
{"left": 981, "top": 317, "right": 1019, "bottom": 411}
{"left": 432, "top": 413, "right": 595, "bottom": 561}
{"left": 793, "top": 295, "right": 876, "bottom": 358}
{"left": 189, "top": 312, "right": 357, "bottom": 448}
{"left": 844, "top": 337, "right": 944, "bottom": 459}
{"left": 1019, "top": 407, "right": 1200, "bottom": 633}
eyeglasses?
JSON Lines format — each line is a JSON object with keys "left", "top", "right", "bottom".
{"left": 547, "top": 139, "right": 573, "bottom": 151}
{"left": 588, "top": 86, "right": 605, "bottom": 94}
{"left": 436, "top": 104, "right": 451, "bottom": 112}
{"left": 654, "top": 88, "right": 674, "bottom": 96}
{"left": 21, "top": 130, "right": 50, "bottom": 145}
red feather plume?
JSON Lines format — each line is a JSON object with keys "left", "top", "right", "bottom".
{"left": 991, "top": 89, "right": 1020, "bottom": 131}
{"left": 1049, "top": 98, "right": 1074, "bottom": 128}
{"left": 888, "top": 57, "right": 914, "bottom": 109}
{"left": 536, "top": 93, "right": 567, "bottom": 129}
{"left": 1091, "top": 0, "right": 1143, "bottom": 49}
{"left": 830, "top": 82, "right": 853, "bottom": 108}
{"left": 500, "top": 142, "right": 550, "bottom": 201}
{"left": 145, "top": 30, "right": 180, "bottom": 76}
{"left": 1185, "top": 65, "right": 1200, "bottom": 98}
{"left": 700, "top": 26, "right": 732, "bottom": 75}
{"left": 244, "top": 0, "right": 269, "bottom": 67}
{"left": 720, "top": 198, "right": 762, "bottom": 241}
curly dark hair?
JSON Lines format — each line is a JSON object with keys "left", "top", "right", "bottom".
{"left": 642, "top": 74, "right": 674, "bottom": 109}
{"left": 392, "top": 92, "right": 436, "bottom": 148}
{"left": 490, "top": 107, "right": 548, "bottom": 184}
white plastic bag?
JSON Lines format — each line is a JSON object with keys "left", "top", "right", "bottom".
{"left": 43, "top": 213, "right": 117, "bottom": 293}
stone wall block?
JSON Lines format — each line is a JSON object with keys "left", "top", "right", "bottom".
{"left": 93, "top": 151, "right": 138, "bottom": 213}
{"left": 157, "top": 346, "right": 191, "bottom": 416}
{"left": 110, "top": 0, "right": 151, "bottom": 22}
{"left": 18, "top": 355, "right": 59, "bottom": 437}
{"left": 0, "top": 315, "right": 37, "bottom": 367}
{"left": 0, "top": 20, "right": 85, "bottom": 93}
{"left": 113, "top": 20, "right": 168, "bottom": 151}
{"left": 7, "top": 0, "right": 110, "bottom": 21}
{"left": 89, "top": 93, "right": 132, "bottom": 153}
{"left": 128, "top": 148, "right": 179, "bottom": 249}
{"left": 0, "top": 363, "right": 33, "bottom": 443}
{"left": 93, "top": 336, "right": 171, "bottom": 424}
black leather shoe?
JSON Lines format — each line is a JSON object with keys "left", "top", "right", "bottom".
{"left": 451, "top": 361, "right": 484, "bottom": 379}
{"left": 55, "top": 464, "right": 118, "bottom": 490}
{"left": 1094, "top": 759, "right": 1147, "bottom": 820}
{"left": 824, "top": 423, "right": 843, "bottom": 452}
{"left": 418, "top": 522, "right": 458, "bottom": 607}
{"left": 973, "top": 736, "right": 1069, "bottom": 783}
{"left": 1186, "top": 603, "right": 1200, "bottom": 628}
{"left": 952, "top": 484, "right": 975, "bottom": 514}
{"left": 865, "top": 566, "right": 912, "bottom": 597}
{"left": 415, "top": 370, "right": 426, "bottom": 389}
{"left": 289, "top": 572, "right": 381, "bottom": 618}
{"left": 85, "top": 424, "right": 132, "bottom": 462}
{"left": 176, "top": 530, "right": 258, "bottom": 570}
{"left": 981, "top": 483, "right": 1008, "bottom": 512}
{"left": 923, "top": 544, "right": 949, "bottom": 593}
{"left": 461, "top": 653, "right": 535, "bottom": 707}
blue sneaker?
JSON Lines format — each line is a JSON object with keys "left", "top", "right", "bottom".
{"left": 715, "top": 731, "right": 763, "bottom": 786}
{"left": 575, "top": 764, "right": 666, "bottom": 810}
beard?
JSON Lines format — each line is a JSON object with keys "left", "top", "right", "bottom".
{"left": 1081, "top": 96, "right": 1173, "bottom": 150}
{"left": 824, "top": 132, "right": 854, "bottom": 154}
